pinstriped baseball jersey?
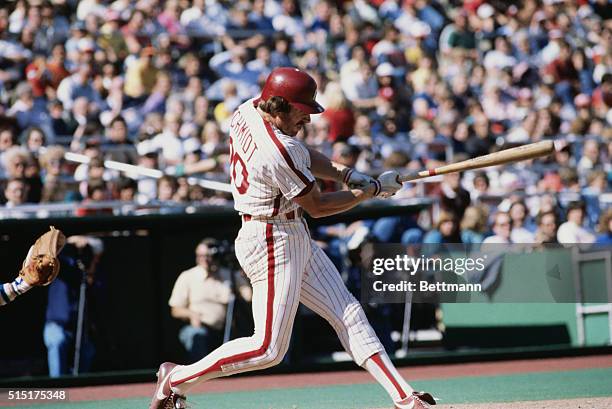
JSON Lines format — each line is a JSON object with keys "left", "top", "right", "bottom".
{"left": 229, "top": 99, "right": 315, "bottom": 217}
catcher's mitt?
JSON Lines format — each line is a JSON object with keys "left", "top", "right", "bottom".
{"left": 19, "top": 226, "right": 66, "bottom": 286}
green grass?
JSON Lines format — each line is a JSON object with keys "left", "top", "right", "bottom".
{"left": 11, "top": 367, "right": 612, "bottom": 409}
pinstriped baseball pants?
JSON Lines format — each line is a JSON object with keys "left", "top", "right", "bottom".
{"left": 170, "top": 218, "right": 384, "bottom": 389}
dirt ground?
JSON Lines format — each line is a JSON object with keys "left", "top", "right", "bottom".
{"left": 433, "top": 397, "right": 612, "bottom": 409}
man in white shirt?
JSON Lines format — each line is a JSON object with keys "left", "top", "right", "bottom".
{"left": 169, "top": 239, "right": 251, "bottom": 362}
{"left": 557, "top": 201, "right": 596, "bottom": 244}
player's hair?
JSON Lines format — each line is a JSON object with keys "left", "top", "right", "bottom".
{"left": 258, "top": 96, "right": 291, "bottom": 115}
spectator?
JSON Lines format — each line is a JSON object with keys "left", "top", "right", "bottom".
{"left": 2, "top": 146, "right": 29, "bottom": 180}
{"left": 270, "top": 33, "right": 292, "bottom": 68}
{"left": 249, "top": 0, "right": 274, "bottom": 32}
{"left": 272, "top": 0, "right": 305, "bottom": 39}
{"left": 557, "top": 201, "right": 596, "bottom": 244}
{"left": 156, "top": 175, "right": 178, "bottom": 202}
{"left": 460, "top": 205, "right": 488, "bottom": 246}
{"left": 445, "top": 9, "right": 476, "bottom": 57}
{"left": 123, "top": 47, "right": 159, "bottom": 102}
{"left": 56, "top": 64, "right": 102, "bottom": 111}
{"left": 102, "top": 116, "right": 138, "bottom": 164}
{"left": 534, "top": 211, "right": 559, "bottom": 245}
{"left": 97, "top": 10, "right": 128, "bottom": 64}
{"left": 438, "top": 172, "right": 471, "bottom": 220}
{"left": 577, "top": 139, "right": 601, "bottom": 176}
{"left": 180, "top": 0, "right": 226, "bottom": 38}
{"left": 78, "top": 157, "right": 109, "bottom": 197}
{"left": 74, "top": 178, "right": 112, "bottom": 217}
{"left": 322, "top": 82, "right": 355, "bottom": 143}
{"left": 508, "top": 201, "right": 535, "bottom": 243}
{"left": 424, "top": 211, "right": 462, "bottom": 244}
{"left": 7, "top": 82, "right": 51, "bottom": 135}
{"left": 483, "top": 36, "right": 517, "bottom": 72}
{"left": 2, "top": 178, "right": 27, "bottom": 207}
{"left": 469, "top": 171, "right": 490, "bottom": 200}
{"left": 22, "top": 126, "right": 46, "bottom": 154}
{"left": 483, "top": 211, "right": 512, "bottom": 244}
{"left": 0, "top": 128, "right": 17, "bottom": 169}
{"left": 147, "top": 112, "right": 185, "bottom": 166}
{"left": 168, "top": 239, "right": 252, "bottom": 362}
{"left": 3, "top": 146, "right": 41, "bottom": 203}
{"left": 595, "top": 209, "right": 612, "bottom": 245}
{"left": 48, "top": 99, "right": 74, "bottom": 137}
{"left": 115, "top": 177, "right": 138, "bottom": 201}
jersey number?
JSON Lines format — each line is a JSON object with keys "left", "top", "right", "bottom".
{"left": 230, "top": 152, "right": 249, "bottom": 194}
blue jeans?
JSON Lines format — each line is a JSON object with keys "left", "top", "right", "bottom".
{"left": 43, "top": 322, "right": 69, "bottom": 377}
{"left": 179, "top": 325, "right": 218, "bottom": 363}
{"left": 44, "top": 321, "right": 95, "bottom": 377}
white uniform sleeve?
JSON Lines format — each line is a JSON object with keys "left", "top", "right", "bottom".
{"left": 270, "top": 140, "right": 315, "bottom": 200}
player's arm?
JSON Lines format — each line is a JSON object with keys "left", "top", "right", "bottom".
{"left": 307, "top": 147, "right": 345, "bottom": 181}
{"left": 293, "top": 182, "right": 376, "bottom": 218}
{"left": 307, "top": 147, "right": 373, "bottom": 189}
{"left": 0, "top": 278, "right": 33, "bottom": 307}
{"left": 170, "top": 306, "right": 202, "bottom": 328}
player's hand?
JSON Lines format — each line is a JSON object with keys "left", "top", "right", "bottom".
{"left": 374, "top": 170, "right": 403, "bottom": 198}
{"left": 343, "top": 168, "right": 375, "bottom": 189}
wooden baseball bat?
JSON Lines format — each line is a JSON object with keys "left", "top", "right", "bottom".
{"left": 398, "top": 140, "right": 555, "bottom": 183}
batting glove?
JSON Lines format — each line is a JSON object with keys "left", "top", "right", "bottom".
{"left": 374, "top": 170, "right": 403, "bottom": 198}
{"left": 342, "top": 168, "right": 375, "bottom": 189}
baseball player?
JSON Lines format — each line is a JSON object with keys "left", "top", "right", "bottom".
{"left": 149, "top": 68, "right": 436, "bottom": 409}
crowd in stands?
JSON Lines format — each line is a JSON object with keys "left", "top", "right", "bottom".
{"left": 0, "top": 0, "right": 610, "bottom": 247}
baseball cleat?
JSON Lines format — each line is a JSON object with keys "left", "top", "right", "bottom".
{"left": 149, "top": 362, "right": 187, "bottom": 409}
{"left": 394, "top": 391, "right": 436, "bottom": 409}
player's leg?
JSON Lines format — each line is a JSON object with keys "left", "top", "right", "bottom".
{"left": 300, "top": 243, "right": 424, "bottom": 407}
{"left": 168, "top": 222, "right": 310, "bottom": 396}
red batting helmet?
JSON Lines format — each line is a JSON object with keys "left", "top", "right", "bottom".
{"left": 255, "top": 67, "right": 324, "bottom": 114}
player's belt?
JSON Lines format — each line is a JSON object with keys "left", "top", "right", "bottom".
{"left": 242, "top": 208, "right": 303, "bottom": 222}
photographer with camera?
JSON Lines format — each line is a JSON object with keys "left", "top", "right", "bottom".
{"left": 43, "top": 235, "right": 103, "bottom": 378}
{"left": 169, "top": 239, "right": 252, "bottom": 363}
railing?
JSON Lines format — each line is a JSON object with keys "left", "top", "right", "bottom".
{"left": 0, "top": 197, "right": 434, "bottom": 222}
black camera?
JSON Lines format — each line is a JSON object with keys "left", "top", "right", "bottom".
{"left": 203, "top": 239, "right": 239, "bottom": 271}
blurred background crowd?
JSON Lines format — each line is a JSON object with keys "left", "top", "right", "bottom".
{"left": 0, "top": 0, "right": 610, "bottom": 243}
